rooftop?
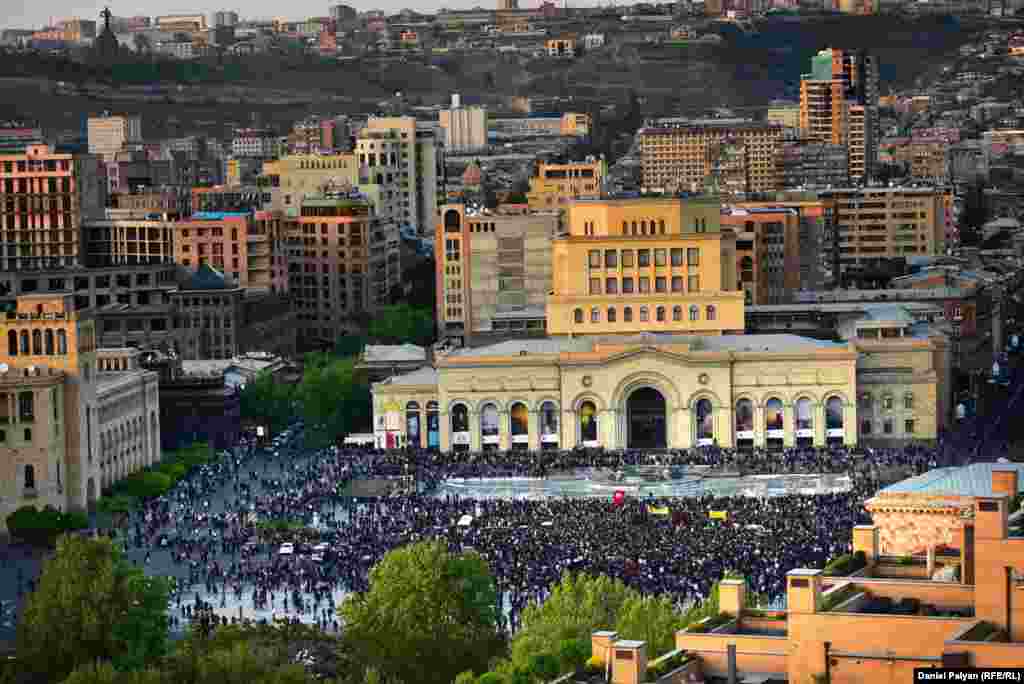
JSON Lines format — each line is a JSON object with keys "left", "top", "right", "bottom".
{"left": 374, "top": 366, "right": 438, "bottom": 387}
{"left": 362, "top": 344, "right": 427, "bottom": 364}
{"left": 878, "top": 463, "right": 1024, "bottom": 498}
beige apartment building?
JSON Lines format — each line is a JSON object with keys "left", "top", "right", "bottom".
{"left": 87, "top": 114, "right": 142, "bottom": 161}
{"left": 526, "top": 159, "right": 605, "bottom": 210}
{"left": 83, "top": 212, "right": 175, "bottom": 267}
{"left": 436, "top": 204, "right": 559, "bottom": 344}
{"left": 819, "top": 186, "right": 952, "bottom": 276}
{"left": 438, "top": 95, "right": 487, "bottom": 153}
{"left": 364, "top": 116, "right": 443, "bottom": 235}
{"left": 639, "top": 119, "right": 784, "bottom": 195}
{"left": 766, "top": 103, "right": 801, "bottom": 130}
{"left": 172, "top": 211, "right": 289, "bottom": 293}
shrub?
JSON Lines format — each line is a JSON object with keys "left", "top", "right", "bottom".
{"left": 527, "top": 653, "right": 560, "bottom": 681}
{"left": 97, "top": 494, "right": 138, "bottom": 515}
{"left": 557, "top": 638, "right": 588, "bottom": 673}
{"left": 5, "top": 505, "right": 90, "bottom": 546}
{"left": 477, "top": 673, "right": 504, "bottom": 684}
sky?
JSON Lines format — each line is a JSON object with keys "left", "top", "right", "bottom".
{"left": 7, "top": 0, "right": 617, "bottom": 30}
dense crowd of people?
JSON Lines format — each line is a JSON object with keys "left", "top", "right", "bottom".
{"left": 119, "top": 427, "right": 950, "bottom": 635}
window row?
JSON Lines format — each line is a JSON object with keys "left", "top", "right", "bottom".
{"left": 620, "top": 218, "right": 667, "bottom": 236}
{"left": 589, "top": 275, "right": 700, "bottom": 295}
{"left": 588, "top": 247, "right": 700, "bottom": 269}
{"left": 858, "top": 393, "right": 915, "bottom": 411}
{"left": 7, "top": 329, "right": 68, "bottom": 356}
{"left": 573, "top": 304, "right": 716, "bottom": 324}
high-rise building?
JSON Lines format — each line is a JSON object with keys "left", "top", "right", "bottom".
{"left": 435, "top": 205, "right": 560, "bottom": 345}
{"left": 0, "top": 143, "right": 105, "bottom": 270}
{"left": 212, "top": 11, "right": 239, "bottom": 27}
{"left": 438, "top": 94, "right": 487, "bottom": 153}
{"left": 87, "top": 114, "right": 142, "bottom": 161}
{"left": 778, "top": 140, "right": 849, "bottom": 189}
{"left": 544, "top": 197, "right": 745, "bottom": 336}
{"left": 364, "top": 117, "right": 443, "bottom": 235}
{"left": 721, "top": 206, "right": 801, "bottom": 305}
{"left": 799, "top": 48, "right": 879, "bottom": 182}
{"left": 639, "top": 119, "right": 784, "bottom": 195}
{"left": 286, "top": 192, "right": 400, "bottom": 344}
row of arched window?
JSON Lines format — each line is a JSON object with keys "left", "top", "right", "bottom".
{"left": 7, "top": 329, "right": 68, "bottom": 357}
{"left": 574, "top": 305, "right": 716, "bottom": 324}
{"left": 622, "top": 219, "right": 666, "bottom": 236}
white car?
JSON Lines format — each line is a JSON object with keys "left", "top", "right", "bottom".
{"left": 278, "top": 543, "right": 294, "bottom": 556}
{"left": 311, "top": 553, "right": 324, "bottom": 562}
{"left": 313, "top": 543, "right": 328, "bottom": 552}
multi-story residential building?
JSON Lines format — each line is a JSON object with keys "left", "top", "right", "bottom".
{"left": 438, "top": 94, "right": 487, "bottom": 153}
{"left": 262, "top": 153, "right": 362, "bottom": 212}
{"left": 108, "top": 187, "right": 191, "bottom": 217}
{"left": 191, "top": 185, "right": 271, "bottom": 214}
{"left": 230, "top": 128, "right": 276, "bottom": 159}
{"left": 778, "top": 140, "right": 849, "bottom": 188}
{"left": 545, "top": 35, "right": 577, "bottom": 57}
{"left": 765, "top": 102, "right": 801, "bottom": 130}
{"left": 87, "top": 114, "right": 142, "bottom": 161}
{"left": 212, "top": 11, "right": 239, "bottom": 27}
{"left": 819, "top": 186, "right": 952, "bottom": 278}
{"left": 544, "top": 197, "right": 745, "bottom": 336}
{"left": 84, "top": 212, "right": 176, "bottom": 267}
{"left": 0, "top": 293, "right": 161, "bottom": 532}
{"left": 526, "top": 159, "right": 605, "bottom": 210}
{"left": 799, "top": 48, "right": 879, "bottom": 182}
{"left": 737, "top": 195, "right": 833, "bottom": 292}
{"left": 155, "top": 14, "right": 208, "bottom": 32}
{"left": 364, "top": 117, "right": 443, "bottom": 235}
{"left": 173, "top": 210, "right": 289, "bottom": 293}
{"left": 639, "top": 119, "right": 784, "bottom": 195}
{"left": 721, "top": 206, "right": 801, "bottom": 305}
{"left": 287, "top": 118, "right": 338, "bottom": 155}
{"left": 435, "top": 204, "right": 560, "bottom": 345}
{"left": 908, "top": 140, "right": 950, "bottom": 181}
{"left": 287, "top": 192, "right": 399, "bottom": 345}
{"left": 489, "top": 113, "right": 592, "bottom": 139}
{"left": 0, "top": 143, "right": 105, "bottom": 270}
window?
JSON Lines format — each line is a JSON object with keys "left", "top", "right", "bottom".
{"left": 621, "top": 250, "right": 634, "bottom": 267}
{"left": 45, "top": 330, "right": 54, "bottom": 355}
{"left": 861, "top": 419, "right": 872, "bottom": 434}
{"left": 706, "top": 305, "right": 716, "bottom": 321}
{"left": 607, "top": 307, "right": 617, "bottom": 322}
{"left": 882, "top": 395, "right": 893, "bottom": 410}
{"left": 688, "top": 275, "right": 700, "bottom": 293}
{"left": 689, "top": 305, "right": 699, "bottom": 321}
{"left": 57, "top": 330, "right": 66, "bottom": 354}
{"left": 904, "top": 419, "right": 915, "bottom": 434}
{"left": 639, "top": 306, "right": 649, "bottom": 322}
{"left": 573, "top": 308, "right": 583, "bottom": 324}
{"left": 638, "top": 250, "right": 650, "bottom": 267}
{"left": 659, "top": 219, "right": 666, "bottom": 234}
{"left": 19, "top": 331, "right": 28, "bottom": 354}
{"left": 590, "top": 307, "right": 600, "bottom": 323}
{"left": 687, "top": 248, "right": 700, "bottom": 266}
{"left": 24, "top": 464, "right": 34, "bottom": 489}
{"left": 655, "top": 249, "right": 666, "bottom": 267}
{"left": 589, "top": 250, "right": 602, "bottom": 268}
{"left": 631, "top": 221, "right": 637, "bottom": 235}
{"left": 904, "top": 394, "right": 914, "bottom": 410}
{"left": 673, "top": 305, "right": 682, "bottom": 321}
{"left": 605, "top": 278, "right": 618, "bottom": 294}
{"left": 622, "top": 220, "right": 628, "bottom": 233}
{"left": 23, "top": 428, "right": 31, "bottom": 442}
{"left": 18, "top": 392, "right": 33, "bottom": 422}
{"left": 605, "top": 250, "right": 618, "bottom": 268}
{"left": 622, "top": 277, "right": 634, "bottom": 294}
{"left": 883, "top": 418, "right": 894, "bottom": 434}
{"left": 671, "top": 276, "right": 683, "bottom": 293}
{"left": 655, "top": 276, "right": 666, "bottom": 293}
{"left": 7, "top": 330, "right": 15, "bottom": 356}
{"left": 656, "top": 306, "right": 665, "bottom": 322}
{"left": 671, "top": 248, "right": 683, "bottom": 266}
{"left": 859, "top": 394, "right": 873, "bottom": 410}
{"left": 32, "top": 330, "right": 41, "bottom": 355}
{"left": 589, "top": 278, "right": 601, "bottom": 295}
{"left": 624, "top": 307, "right": 633, "bottom": 322}
{"left": 639, "top": 277, "right": 650, "bottom": 293}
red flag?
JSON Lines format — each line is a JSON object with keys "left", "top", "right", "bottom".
{"left": 613, "top": 490, "right": 626, "bottom": 506}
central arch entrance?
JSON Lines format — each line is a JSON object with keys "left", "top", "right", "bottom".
{"left": 627, "top": 387, "right": 666, "bottom": 449}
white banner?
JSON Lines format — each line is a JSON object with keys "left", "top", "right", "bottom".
{"left": 796, "top": 428, "right": 814, "bottom": 438}
{"left": 512, "top": 434, "right": 529, "bottom": 444}
{"left": 452, "top": 432, "right": 471, "bottom": 445}
{"left": 541, "top": 433, "right": 559, "bottom": 443}
{"left": 736, "top": 430, "right": 755, "bottom": 440}
{"left": 582, "top": 440, "right": 600, "bottom": 448}
{"left": 826, "top": 428, "right": 845, "bottom": 438}
{"left": 482, "top": 435, "right": 500, "bottom": 445}
{"left": 697, "top": 438, "right": 714, "bottom": 447}
{"left": 766, "top": 429, "right": 785, "bottom": 439}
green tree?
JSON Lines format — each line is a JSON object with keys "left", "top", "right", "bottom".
{"left": 339, "top": 541, "right": 502, "bottom": 684}
{"left": 17, "top": 536, "right": 171, "bottom": 682}
{"left": 297, "top": 355, "right": 372, "bottom": 445}
{"left": 239, "top": 369, "right": 295, "bottom": 435}
{"left": 615, "top": 595, "right": 687, "bottom": 659}
{"left": 366, "top": 305, "right": 435, "bottom": 346}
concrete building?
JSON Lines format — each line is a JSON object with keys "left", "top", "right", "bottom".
{"left": 639, "top": 119, "right": 784, "bottom": 195}
{"left": 544, "top": 197, "right": 745, "bottom": 337}
{"left": 287, "top": 192, "right": 400, "bottom": 346}
{"left": 819, "top": 186, "right": 952, "bottom": 278}
{"left": 0, "top": 143, "right": 105, "bottom": 270}
{"left": 438, "top": 94, "right": 487, "bottom": 153}
{"left": 721, "top": 206, "right": 801, "bottom": 305}
{"left": 230, "top": 128, "right": 276, "bottom": 159}
{"left": 364, "top": 117, "right": 443, "bottom": 236}
{"left": 212, "top": 11, "right": 239, "bottom": 27}
{"left": 84, "top": 213, "right": 176, "bottom": 267}
{"left": 172, "top": 210, "right": 289, "bottom": 293}
{"left": 766, "top": 102, "right": 801, "bottom": 130}
{"left": 87, "top": 114, "right": 142, "bottom": 161}
{"left": 0, "top": 294, "right": 160, "bottom": 531}
{"left": 155, "top": 14, "right": 208, "bottom": 32}
{"left": 778, "top": 140, "right": 849, "bottom": 188}
{"left": 526, "top": 159, "right": 605, "bottom": 210}
{"left": 545, "top": 35, "right": 577, "bottom": 57}
{"left": 436, "top": 204, "right": 560, "bottom": 345}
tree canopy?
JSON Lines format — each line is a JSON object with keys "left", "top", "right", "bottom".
{"left": 17, "top": 535, "right": 171, "bottom": 683}
{"left": 339, "top": 541, "right": 504, "bottom": 684}
{"left": 239, "top": 369, "right": 296, "bottom": 435}
{"left": 296, "top": 354, "right": 372, "bottom": 446}
{"left": 366, "top": 304, "right": 435, "bottom": 347}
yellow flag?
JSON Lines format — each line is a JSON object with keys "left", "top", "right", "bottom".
{"left": 647, "top": 505, "right": 670, "bottom": 516}
{"left": 709, "top": 510, "right": 728, "bottom": 521}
